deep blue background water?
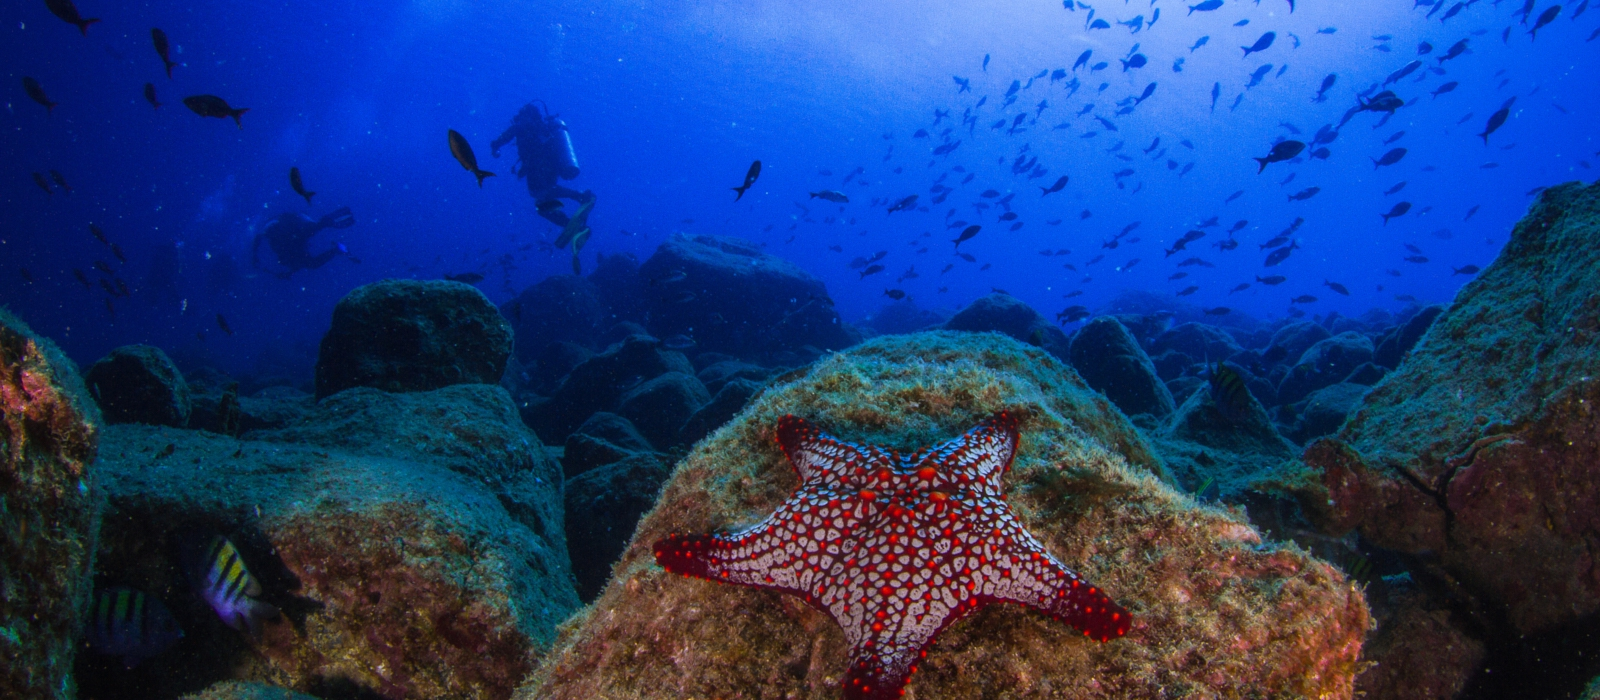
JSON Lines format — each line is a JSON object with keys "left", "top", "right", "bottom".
{"left": 2, "top": 0, "right": 1595, "bottom": 379}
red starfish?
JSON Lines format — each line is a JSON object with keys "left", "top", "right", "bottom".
{"left": 654, "top": 412, "right": 1131, "bottom": 700}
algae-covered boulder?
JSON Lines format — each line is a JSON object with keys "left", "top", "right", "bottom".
{"left": 1068, "top": 316, "right": 1174, "bottom": 418}
{"left": 524, "top": 332, "right": 1368, "bottom": 699}
{"left": 85, "top": 344, "right": 191, "bottom": 427}
{"left": 1372, "top": 304, "right": 1445, "bottom": 369}
{"left": 315, "top": 279, "right": 513, "bottom": 399}
{"left": 1151, "top": 322, "right": 1242, "bottom": 364}
{"left": 1153, "top": 366, "right": 1295, "bottom": 499}
{"left": 1267, "top": 321, "right": 1332, "bottom": 366}
{"left": 503, "top": 275, "right": 606, "bottom": 364}
{"left": 944, "top": 293, "right": 1070, "bottom": 360}
{"left": 565, "top": 452, "right": 674, "bottom": 602}
{"left": 1277, "top": 332, "right": 1374, "bottom": 405}
{"left": 615, "top": 372, "right": 710, "bottom": 448}
{"left": 93, "top": 384, "right": 580, "bottom": 700}
{"left": 638, "top": 234, "right": 855, "bottom": 360}
{"left": 179, "top": 681, "right": 320, "bottom": 700}
{"left": 525, "top": 334, "right": 693, "bottom": 443}
{"left": 1285, "top": 181, "right": 1600, "bottom": 637}
{"left": 0, "top": 310, "right": 102, "bottom": 700}
{"left": 1286, "top": 382, "right": 1369, "bottom": 444}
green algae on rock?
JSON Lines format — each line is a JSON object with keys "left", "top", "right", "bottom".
{"left": 0, "top": 309, "right": 102, "bottom": 700}
{"left": 526, "top": 331, "right": 1370, "bottom": 699}
{"left": 1281, "top": 180, "right": 1600, "bottom": 637}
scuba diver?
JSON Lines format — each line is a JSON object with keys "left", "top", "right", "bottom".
{"left": 250, "top": 207, "right": 356, "bottom": 278}
{"left": 490, "top": 101, "right": 594, "bottom": 228}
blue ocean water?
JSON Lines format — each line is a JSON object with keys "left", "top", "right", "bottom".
{"left": 1, "top": 0, "right": 1595, "bottom": 377}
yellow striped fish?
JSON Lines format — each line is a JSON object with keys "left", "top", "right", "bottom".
{"left": 194, "top": 535, "right": 279, "bottom": 637}
{"left": 86, "top": 586, "right": 183, "bottom": 667}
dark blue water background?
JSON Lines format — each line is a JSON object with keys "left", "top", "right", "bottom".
{"left": 2, "top": 0, "right": 1595, "bottom": 377}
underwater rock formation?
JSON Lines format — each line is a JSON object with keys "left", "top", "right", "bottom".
{"left": 502, "top": 275, "right": 606, "bottom": 364}
{"left": 944, "top": 293, "right": 1072, "bottom": 361}
{"left": 1287, "top": 181, "right": 1600, "bottom": 637}
{"left": 638, "top": 234, "right": 856, "bottom": 361}
{"left": 85, "top": 344, "right": 192, "bottom": 427}
{"left": 0, "top": 310, "right": 102, "bottom": 700}
{"left": 1068, "top": 316, "right": 1175, "bottom": 418}
{"left": 677, "top": 377, "right": 763, "bottom": 447}
{"left": 524, "top": 331, "right": 1368, "bottom": 699}
{"left": 178, "top": 681, "right": 320, "bottom": 700}
{"left": 1151, "top": 322, "right": 1243, "bottom": 365}
{"left": 93, "top": 383, "right": 579, "bottom": 700}
{"left": 1372, "top": 304, "right": 1445, "bottom": 369}
{"left": 1153, "top": 363, "right": 1294, "bottom": 499}
{"left": 564, "top": 451, "right": 673, "bottom": 602}
{"left": 615, "top": 371, "right": 710, "bottom": 448}
{"left": 561, "top": 412, "right": 654, "bottom": 478}
{"left": 524, "top": 334, "right": 694, "bottom": 443}
{"left": 1285, "top": 382, "right": 1370, "bottom": 444}
{"left": 1276, "top": 332, "right": 1374, "bottom": 405}
{"left": 314, "top": 279, "right": 512, "bottom": 398}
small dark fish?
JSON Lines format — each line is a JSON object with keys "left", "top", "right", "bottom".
{"left": 44, "top": 0, "right": 100, "bottom": 35}
{"left": 73, "top": 269, "right": 91, "bottom": 288}
{"left": 1191, "top": 36, "right": 1211, "bottom": 52}
{"left": 1040, "top": 176, "right": 1069, "bottom": 196}
{"left": 22, "top": 77, "right": 57, "bottom": 112}
{"left": 1417, "top": 41, "right": 1434, "bottom": 55}
{"left": 190, "top": 535, "right": 278, "bottom": 636}
{"left": 953, "top": 76, "right": 971, "bottom": 92}
{"left": 859, "top": 264, "right": 886, "bottom": 279}
{"left": 1057, "top": 305, "right": 1092, "bottom": 323}
{"left": 953, "top": 225, "right": 981, "bottom": 248}
{"left": 1480, "top": 104, "right": 1512, "bottom": 144}
{"left": 1438, "top": 38, "right": 1470, "bottom": 63}
{"left": 447, "top": 129, "right": 494, "bottom": 186}
{"left": 49, "top": 170, "right": 71, "bottom": 193}
{"left": 1324, "top": 280, "right": 1351, "bottom": 295}
{"left": 1242, "top": 32, "right": 1277, "bottom": 58}
{"left": 1385, "top": 181, "right": 1408, "bottom": 195}
{"left": 444, "top": 272, "right": 485, "bottom": 284}
{"left": 216, "top": 314, "right": 234, "bottom": 336}
{"left": 1372, "top": 147, "right": 1408, "bottom": 168}
{"left": 1074, "top": 50, "right": 1093, "bottom": 71}
{"left": 731, "top": 160, "right": 762, "bottom": 201}
{"left": 1253, "top": 140, "right": 1305, "bottom": 173}
{"left": 1291, "top": 294, "right": 1319, "bottom": 304}
{"left": 1121, "top": 53, "right": 1147, "bottom": 71}
{"left": 1228, "top": 283, "right": 1250, "bottom": 294}
{"left": 1384, "top": 60, "right": 1424, "bottom": 86}
{"left": 887, "top": 194, "right": 919, "bottom": 214}
{"left": 152, "top": 28, "right": 177, "bottom": 78}
{"left": 884, "top": 289, "right": 907, "bottom": 300}
{"left": 1453, "top": 264, "right": 1481, "bottom": 275}
{"left": 86, "top": 587, "right": 184, "bottom": 668}
{"left": 184, "top": 95, "right": 249, "bottom": 129}
{"left": 32, "top": 172, "right": 52, "bottom": 194}
{"left": 143, "top": 82, "right": 162, "bottom": 109}
{"left": 1264, "top": 241, "right": 1299, "bottom": 266}
{"left": 1189, "top": 0, "right": 1223, "bottom": 13}
{"left": 1530, "top": 5, "right": 1561, "bottom": 39}
{"left": 111, "top": 243, "right": 126, "bottom": 263}
{"left": 1314, "top": 74, "right": 1337, "bottom": 102}
{"left": 1176, "top": 285, "right": 1200, "bottom": 296}
{"left": 1405, "top": 255, "right": 1430, "bottom": 263}
{"left": 1288, "top": 187, "right": 1321, "bottom": 201}
{"left": 1382, "top": 201, "right": 1412, "bottom": 224}
{"left": 1225, "top": 190, "right": 1244, "bottom": 204}
{"left": 1204, "top": 307, "right": 1231, "bottom": 316}
{"left": 810, "top": 190, "right": 849, "bottom": 203}
{"left": 289, "top": 167, "right": 315, "bottom": 205}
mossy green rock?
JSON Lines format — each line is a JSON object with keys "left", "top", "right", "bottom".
{"left": 526, "top": 332, "right": 1369, "bottom": 699}
{"left": 1287, "top": 180, "right": 1600, "bottom": 636}
{"left": 0, "top": 310, "right": 102, "bottom": 700}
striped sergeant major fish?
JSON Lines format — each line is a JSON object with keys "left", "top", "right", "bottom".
{"left": 192, "top": 535, "right": 279, "bottom": 637}
{"left": 86, "top": 586, "right": 184, "bottom": 667}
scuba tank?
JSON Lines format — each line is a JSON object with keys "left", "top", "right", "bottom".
{"left": 553, "top": 118, "right": 580, "bottom": 180}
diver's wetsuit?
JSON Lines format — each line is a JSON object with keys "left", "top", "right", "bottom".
{"left": 491, "top": 102, "right": 594, "bottom": 227}
{"left": 251, "top": 207, "right": 355, "bottom": 278}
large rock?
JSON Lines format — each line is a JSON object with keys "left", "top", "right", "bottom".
{"left": 1151, "top": 322, "right": 1243, "bottom": 363}
{"left": 1283, "top": 181, "right": 1600, "bottom": 637}
{"left": 1372, "top": 304, "right": 1446, "bottom": 369}
{"left": 1267, "top": 321, "right": 1332, "bottom": 366}
{"left": 561, "top": 412, "right": 654, "bottom": 478}
{"left": 503, "top": 275, "right": 606, "bottom": 364}
{"left": 1154, "top": 363, "right": 1295, "bottom": 500}
{"left": 1285, "top": 382, "right": 1369, "bottom": 444}
{"left": 85, "top": 344, "right": 191, "bottom": 427}
{"left": 524, "top": 335, "right": 694, "bottom": 443}
{"left": 614, "top": 372, "right": 710, "bottom": 448}
{"left": 637, "top": 234, "right": 855, "bottom": 361}
{"left": 564, "top": 452, "right": 673, "bottom": 603}
{"left": 523, "top": 332, "right": 1367, "bottom": 699}
{"left": 0, "top": 310, "right": 101, "bottom": 700}
{"left": 1276, "top": 332, "right": 1374, "bottom": 405}
{"left": 1068, "top": 316, "right": 1174, "bottom": 418}
{"left": 943, "top": 293, "right": 1070, "bottom": 361}
{"left": 315, "top": 279, "right": 512, "bottom": 399}
{"left": 677, "top": 377, "right": 764, "bottom": 447}
{"left": 94, "top": 385, "right": 581, "bottom": 700}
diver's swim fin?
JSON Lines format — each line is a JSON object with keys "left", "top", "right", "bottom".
{"left": 320, "top": 207, "right": 356, "bottom": 230}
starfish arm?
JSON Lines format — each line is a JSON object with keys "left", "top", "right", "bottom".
{"left": 909, "top": 412, "right": 1019, "bottom": 497}
{"left": 838, "top": 594, "right": 971, "bottom": 700}
{"left": 983, "top": 526, "right": 1131, "bottom": 642}
{"left": 777, "top": 414, "right": 886, "bottom": 486}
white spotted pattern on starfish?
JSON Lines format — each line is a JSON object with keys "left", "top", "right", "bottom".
{"left": 654, "top": 412, "right": 1131, "bottom": 700}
